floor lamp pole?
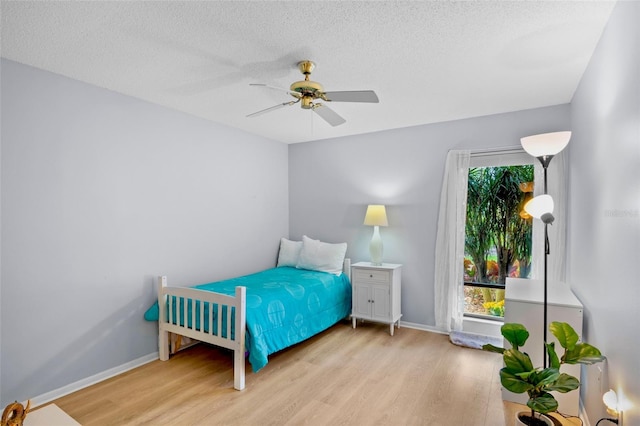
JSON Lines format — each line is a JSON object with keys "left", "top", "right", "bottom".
{"left": 542, "top": 161, "right": 549, "bottom": 369}
{"left": 543, "top": 221, "right": 549, "bottom": 368}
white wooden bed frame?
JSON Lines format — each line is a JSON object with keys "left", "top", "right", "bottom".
{"left": 156, "top": 258, "right": 351, "bottom": 391}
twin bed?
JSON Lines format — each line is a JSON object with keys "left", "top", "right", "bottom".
{"left": 144, "top": 236, "right": 351, "bottom": 390}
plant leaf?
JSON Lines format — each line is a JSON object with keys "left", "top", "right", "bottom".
{"left": 482, "top": 343, "right": 505, "bottom": 354}
{"left": 527, "top": 392, "right": 558, "bottom": 414}
{"left": 546, "top": 342, "right": 560, "bottom": 369}
{"left": 501, "top": 323, "right": 529, "bottom": 349}
{"left": 534, "top": 368, "right": 561, "bottom": 387}
{"left": 550, "top": 322, "right": 579, "bottom": 350}
{"left": 545, "top": 373, "right": 580, "bottom": 393}
{"left": 500, "top": 369, "right": 534, "bottom": 394}
{"left": 563, "top": 343, "right": 605, "bottom": 365}
{"left": 503, "top": 348, "right": 534, "bottom": 373}
{"left": 516, "top": 371, "right": 535, "bottom": 380}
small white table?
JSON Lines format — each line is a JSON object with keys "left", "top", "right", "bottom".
{"left": 351, "top": 262, "right": 402, "bottom": 335}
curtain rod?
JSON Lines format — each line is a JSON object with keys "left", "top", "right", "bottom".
{"left": 470, "top": 146, "right": 524, "bottom": 157}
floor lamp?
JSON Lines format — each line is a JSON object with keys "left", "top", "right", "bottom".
{"left": 521, "top": 131, "right": 571, "bottom": 368}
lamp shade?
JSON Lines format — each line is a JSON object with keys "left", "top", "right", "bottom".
{"left": 363, "top": 205, "right": 388, "bottom": 227}
{"left": 524, "top": 194, "right": 555, "bottom": 224}
{"left": 524, "top": 194, "right": 554, "bottom": 218}
{"left": 520, "top": 131, "right": 571, "bottom": 157}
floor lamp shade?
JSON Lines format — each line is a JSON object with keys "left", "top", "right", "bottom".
{"left": 524, "top": 194, "right": 555, "bottom": 224}
{"left": 520, "top": 131, "right": 571, "bottom": 157}
{"left": 364, "top": 205, "right": 388, "bottom": 265}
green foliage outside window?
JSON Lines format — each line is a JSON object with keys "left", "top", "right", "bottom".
{"left": 464, "top": 165, "right": 534, "bottom": 317}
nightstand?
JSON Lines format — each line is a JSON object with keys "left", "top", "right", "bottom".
{"left": 351, "top": 262, "right": 402, "bottom": 335}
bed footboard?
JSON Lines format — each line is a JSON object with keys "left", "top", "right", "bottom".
{"left": 157, "top": 276, "right": 247, "bottom": 390}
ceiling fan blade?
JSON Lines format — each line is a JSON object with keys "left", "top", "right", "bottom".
{"left": 250, "top": 83, "right": 297, "bottom": 96}
{"left": 247, "top": 100, "right": 297, "bottom": 118}
{"left": 313, "top": 104, "right": 346, "bottom": 127}
{"left": 323, "top": 90, "right": 379, "bottom": 103}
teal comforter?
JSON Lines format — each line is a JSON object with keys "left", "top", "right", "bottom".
{"left": 144, "top": 267, "right": 351, "bottom": 372}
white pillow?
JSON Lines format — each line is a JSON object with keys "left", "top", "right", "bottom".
{"left": 296, "top": 235, "right": 347, "bottom": 275}
{"left": 276, "top": 238, "right": 303, "bottom": 267}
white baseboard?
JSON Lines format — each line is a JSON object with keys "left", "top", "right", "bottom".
{"left": 29, "top": 352, "right": 158, "bottom": 408}
{"left": 399, "top": 319, "right": 503, "bottom": 338}
{"left": 399, "top": 321, "right": 448, "bottom": 335}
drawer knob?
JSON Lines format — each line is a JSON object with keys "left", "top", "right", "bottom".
{"left": 369, "top": 274, "right": 373, "bottom": 278}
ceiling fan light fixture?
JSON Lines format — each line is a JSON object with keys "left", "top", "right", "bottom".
{"left": 289, "top": 79, "right": 324, "bottom": 95}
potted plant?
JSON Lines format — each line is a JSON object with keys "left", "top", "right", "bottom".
{"left": 483, "top": 321, "right": 605, "bottom": 426}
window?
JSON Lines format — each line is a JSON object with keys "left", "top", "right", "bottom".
{"left": 463, "top": 151, "right": 534, "bottom": 320}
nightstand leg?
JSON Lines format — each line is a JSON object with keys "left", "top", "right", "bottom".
{"left": 390, "top": 323, "right": 394, "bottom": 336}
{"left": 352, "top": 316, "right": 356, "bottom": 329}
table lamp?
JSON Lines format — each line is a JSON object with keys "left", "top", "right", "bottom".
{"left": 363, "top": 204, "right": 388, "bottom": 265}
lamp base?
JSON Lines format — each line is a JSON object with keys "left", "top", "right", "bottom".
{"left": 370, "top": 226, "right": 383, "bottom": 265}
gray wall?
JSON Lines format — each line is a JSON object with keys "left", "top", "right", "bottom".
{"left": 0, "top": 59, "right": 289, "bottom": 405}
{"left": 289, "top": 105, "right": 570, "bottom": 327}
{"left": 568, "top": 1, "right": 640, "bottom": 424}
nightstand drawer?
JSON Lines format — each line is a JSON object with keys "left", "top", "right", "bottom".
{"left": 353, "top": 269, "right": 390, "bottom": 283}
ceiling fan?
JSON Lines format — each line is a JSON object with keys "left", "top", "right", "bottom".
{"left": 247, "top": 60, "right": 379, "bottom": 127}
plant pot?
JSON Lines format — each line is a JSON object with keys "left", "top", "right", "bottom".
{"left": 515, "top": 411, "right": 554, "bottom": 426}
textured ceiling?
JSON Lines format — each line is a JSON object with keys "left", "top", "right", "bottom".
{"left": 1, "top": 1, "right": 616, "bottom": 144}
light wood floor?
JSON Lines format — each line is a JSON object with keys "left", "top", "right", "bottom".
{"left": 49, "top": 321, "right": 581, "bottom": 425}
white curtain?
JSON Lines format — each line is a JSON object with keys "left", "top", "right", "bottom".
{"left": 531, "top": 150, "right": 568, "bottom": 282}
{"left": 434, "top": 150, "right": 470, "bottom": 332}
